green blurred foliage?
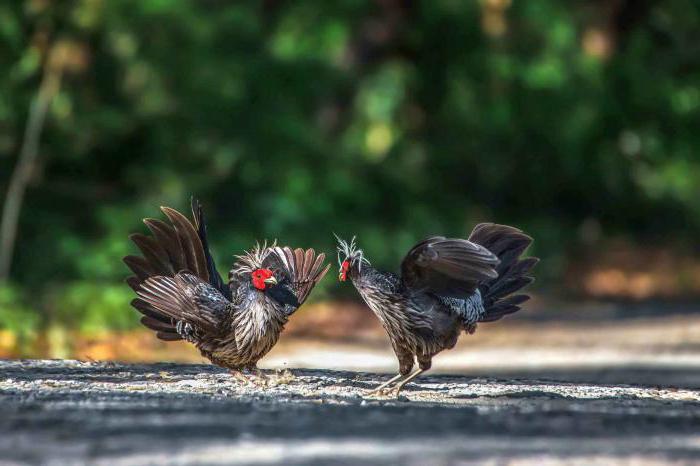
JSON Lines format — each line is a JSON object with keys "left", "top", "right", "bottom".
{"left": 0, "top": 284, "right": 39, "bottom": 350}
{"left": 50, "top": 282, "right": 133, "bottom": 332}
{"left": 1, "top": 0, "right": 699, "bottom": 332}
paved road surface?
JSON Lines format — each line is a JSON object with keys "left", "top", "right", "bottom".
{"left": 1, "top": 360, "right": 699, "bottom": 465}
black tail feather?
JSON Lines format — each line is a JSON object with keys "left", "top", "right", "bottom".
{"left": 191, "top": 197, "right": 230, "bottom": 300}
{"left": 468, "top": 223, "right": 537, "bottom": 323}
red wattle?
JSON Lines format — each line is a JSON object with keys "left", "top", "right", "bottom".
{"left": 340, "top": 260, "right": 350, "bottom": 281}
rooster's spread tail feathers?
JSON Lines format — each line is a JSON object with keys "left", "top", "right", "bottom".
{"left": 124, "top": 202, "right": 216, "bottom": 340}
{"left": 468, "top": 223, "right": 538, "bottom": 323}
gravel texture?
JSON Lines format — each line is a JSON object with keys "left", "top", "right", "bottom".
{"left": 1, "top": 359, "right": 699, "bottom": 465}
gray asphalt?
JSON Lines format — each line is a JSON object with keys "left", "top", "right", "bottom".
{"left": 1, "top": 360, "right": 699, "bottom": 465}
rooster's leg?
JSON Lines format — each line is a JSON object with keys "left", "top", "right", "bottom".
{"left": 389, "top": 368, "right": 426, "bottom": 397}
{"left": 367, "top": 373, "right": 406, "bottom": 396}
{"left": 230, "top": 370, "right": 254, "bottom": 386}
{"left": 390, "top": 357, "right": 431, "bottom": 397}
{"left": 252, "top": 368, "right": 270, "bottom": 387}
{"left": 238, "top": 365, "right": 269, "bottom": 387}
{"left": 368, "top": 352, "right": 414, "bottom": 396}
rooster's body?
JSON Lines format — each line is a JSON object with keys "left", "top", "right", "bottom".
{"left": 338, "top": 223, "right": 537, "bottom": 395}
{"left": 124, "top": 199, "right": 329, "bottom": 372}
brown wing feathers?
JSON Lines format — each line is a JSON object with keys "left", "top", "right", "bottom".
{"left": 272, "top": 246, "right": 330, "bottom": 305}
{"left": 124, "top": 206, "right": 212, "bottom": 340}
{"left": 160, "top": 207, "right": 209, "bottom": 281}
{"left": 135, "top": 274, "right": 220, "bottom": 333}
{"left": 400, "top": 237, "right": 500, "bottom": 299}
{"left": 143, "top": 218, "right": 186, "bottom": 271}
{"left": 122, "top": 255, "right": 154, "bottom": 281}
{"left": 128, "top": 233, "right": 172, "bottom": 275}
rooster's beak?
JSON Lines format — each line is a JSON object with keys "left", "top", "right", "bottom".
{"left": 264, "top": 276, "right": 278, "bottom": 285}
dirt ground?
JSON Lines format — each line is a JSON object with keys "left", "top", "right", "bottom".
{"left": 1, "top": 359, "right": 699, "bottom": 465}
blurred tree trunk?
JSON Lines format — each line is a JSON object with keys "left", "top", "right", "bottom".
{"left": 0, "top": 50, "right": 64, "bottom": 282}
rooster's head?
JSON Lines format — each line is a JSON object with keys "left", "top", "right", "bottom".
{"left": 335, "top": 235, "right": 369, "bottom": 282}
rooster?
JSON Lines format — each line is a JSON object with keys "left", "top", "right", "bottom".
{"left": 337, "top": 224, "right": 537, "bottom": 396}
{"left": 124, "top": 198, "right": 329, "bottom": 381}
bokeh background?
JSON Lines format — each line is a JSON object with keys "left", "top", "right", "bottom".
{"left": 1, "top": 1, "right": 699, "bottom": 382}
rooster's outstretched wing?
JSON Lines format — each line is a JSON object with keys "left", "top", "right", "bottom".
{"left": 265, "top": 246, "right": 330, "bottom": 309}
{"left": 400, "top": 236, "right": 499, "bottom": 299}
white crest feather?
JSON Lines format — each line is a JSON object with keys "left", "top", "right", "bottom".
{"left": 231, "top": 240, "right": 276, "bottom": 276}
{"left": 335, "top": 234, "right": 370, "bottom": 273}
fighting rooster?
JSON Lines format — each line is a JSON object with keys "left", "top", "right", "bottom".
{"left": 337, "top": 224, "right": 537, "bottom": 396}
{"left": 124, "top": 198, "right": 329, "bottom": 380}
